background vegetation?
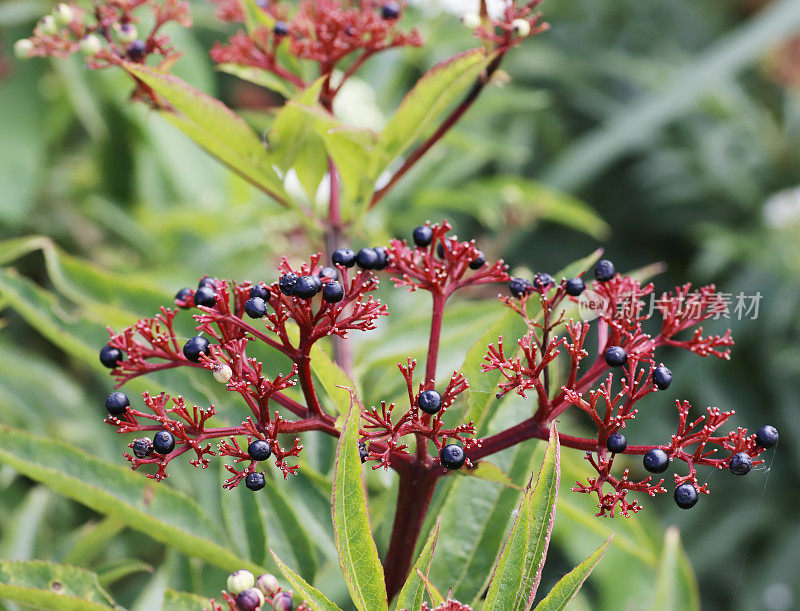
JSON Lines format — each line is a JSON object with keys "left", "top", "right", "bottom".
{"left": 0, "top": 0, "right": 798, "bottom": 609}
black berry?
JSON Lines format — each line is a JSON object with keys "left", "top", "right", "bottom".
{"left": 249, "top": 284, "right": 269, "bottom": 300}
{"left": 132, "top": 437, "right": 153, "bottom": 459}
{"left": 332, "top": 248, "right": 356, "bottom": 268}
{"left": 127, "top": 39, "right": 146, "bottom": 61}
{"left": 273, "top": 21, "right": 288, "bottom": 36}
{"left": 755, "top": 425, "right": 778, "bottom": 448}
{"left": 175, "top": 287, "right": 192, "bottom": 308}
{"left": 244, "top": 297, "right": 268, "bottom": 319}
{"left": 469, "top": 252, "right": 486, "bottom": 270}
{"left": 323, "top": 281, "right": 344, "bottom": 303}
{"left": 356, "top": 248, "right": 379, "bottom": 269}
{"left": 643, "top": 448, "right": 669, "bottom": 473}
{"left": 674, "top": 483, "right": 698, "bottom": 509}
{"left": 153, "top": 430, "right": 175, "bottom": 455}
{"left": 319, "top": 266, "right": 338, "bottom": 280}
{"left": 652, "top": 366, "right": 672, "bottom": 390}
{"left": 604, "top": 346, "right": 627, "bottom": 367}
{"left": 248, "top": 440, "right": 272, "bottom": 461}
{"left": 437, "top": 238, "right": 454, "bottom": 259}
{"left": 236, "top": 588, "right": 263, "bottom": 611}
{"left": 194, "top": 286, "right": 216, "bottom": 308}
{"left": 99, "top": 345, "right": 123, "bottom": 368}
{"left": 413, "top": 225, "right": 433, "bottom": 247}
{"left": 381, "top": 1, "right": 400, "bottom": 19}
{"left": 358, "top": 441, "right": 368, "bottom": 463}
{"left": 198, "top": 277, "right": 216, "bottom": 290}
{"left": 729, "top": 452, "right": 753, "bottom": 476}
{"left": 509, "top": 277, "right": 532, "bottom": 298}
{"left": 183, "top": 336, "right": 210, "bottom": 362}
{"left": 245, "top": 472, "right": 266, "bottom": 491}
{"left": 564, "top": 278, "right": 585, "bottom": 296}
{"left": 417, "top": 390, "right": 443, "bottom": 415}
{"left": 440, "top": 444, "right": 466, "bottom": 470}
{"left": 374, "top": 247, "right": 389, "bottom": 270}
{"left": 293, "top": 276, "right": 319, "bottom": 299}
{"left": 279, "top": 273, "right": 298, "bottom": 296}
{"left": 105, "top": 392, "right": 130, "bottom": 416}
{"left": 595, "top": 259, "right": 615, "bottom": 282}
{"left": 606, "top": 432, "right": 627, "bottom": 453}
{"left": 533, "top": 273, "right": 554, "bottom": 290}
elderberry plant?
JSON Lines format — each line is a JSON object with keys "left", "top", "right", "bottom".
{"left": 6, "top": 0, "right": 778, "bottom": 609}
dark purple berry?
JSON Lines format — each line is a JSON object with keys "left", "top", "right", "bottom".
{"left": 245, "top": 472, "right": 266, "bottom": 491}
{"left": 332, "top": 248, "right": 356, "bottom": 268}
{"left": 99, "top": 345, "right": 123, "bottom": 368}
{"left": 413, "top": 225, "right": 433, "bottom": 247}
{"left": 729, "top": 452, "right": 753, "bottom": 476}
{"left": 193, "top": 286, "right": 216, "bottom": 308}
{"left": 319, "top": 266, "right": 338, "bottom": 280}
{"left": 374, "top": 246, "right": 389, "bottom": 270}
{"left": 358, "top": 441, "right": 368, "bottom": 463}
{"left": 653, "top": 366, "right": 672, "bottom": 390}
{"left": 417, "top": 390, "right": 442, "bottom": 415}
{"left": 440, "top": 444, "right": 466, "bottom": 470}
{"left": 127, "top": 39, "right": 146, "bottom": 61}
{"left": 533, "top": 273, "right": 554, "bottom": 290}
{"left": 674, "top": 483, "right": 698, "bottom": 509}
{"left": 273, "top": 21, "right": 289, "bottom": 36}
{"left": 244, "top": 297, "right": 268, "bottom": 319}
{"left": 153, "top": 431, "right": 175, "bottom": 455}
{"left": 469, "top": 252, "right": 486, "bottom": 270}
{"left": 604, "top": 346, "right": 627, "bottom": 367}
{"left": 564, "top": 278, "right": 585, "bottom": 296}
{"left": 236, "top": 588, "right": 264, "bottom": 611}
{"left": 605, "top": 432, "right": 627, "bottom": 453}
{"left": 250, "top": 284, "right": 269, "bottom": 300}
{"left": 293, "top": 276, "right": 318, "bottom": 299}
{"left": 509, "top": 277, "right": 532, "bottom": 298}
{"left": 595, "top": 259, "right": 615, "bottom": 282}
{"left": 279, "top": 273, "right": 298, "bottom": 296}
{"left": 183, "top": 336, "right": 209, "bottom": 362}
{"left": 198, "top": 277, "right": 216, "bottom": 290}
{"left": 323, "top": 281, "right": 344, "bottom": 303}
{"left": 248, "top": 440, "right": 272, "bottom": 461}
{"left": 381, "top": 1, "right": 400, "bottom": 19}
{"left": 643, "top": 448, "right": 669, "bottom": 473}
{"left": 756, "top": 425, "right": 778, "bottom": 448}
{"left": 105, "top": 392, "right": 130, "bottom": 416}
{"left": 355, "top": 248, "right": 379, "bottom": 269}
{"left": 175, "top": 287, "right": 192, "bottom": 308}
{"left": 132, "top": 437, "right": 153, "bottom": 459}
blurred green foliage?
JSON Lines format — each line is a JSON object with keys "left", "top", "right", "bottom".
{"left": 0, "top": 0, "right": 798, "bottom": 609}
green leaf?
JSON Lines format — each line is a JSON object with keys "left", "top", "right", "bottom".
{"left": 0, "top": 560, "right": 117, "bottom": 610}
{"left": 484, "top": 426, "right": 560, "bottom": 611}
{"left": 261, "top": 476, "right": 317, "bottom": 581}
{"left": 239, "top": 0, "right": 276, "bottom": 34}
{"left": 0, "top": 426, "right": 258, "bottom": 575}
{"left": 652, "top": 527, "right": 700, "bottom": 611}
{"left": 63, "top": 518, "right": 125, "bottom": 566}
{"left": 216, "top": 63, "right": 295, "bottom": 98}
{"left": 395, "top": 519, "right": 439, "bottom": 611}
{"left": 220, "top": 462, "right": 267, "bottom": 566}
{"left": 95, "top": 558, "right": 153, "bottom": 588}
{"left": 119, "top": 62, "right": 290, "bottom": 205}
{"left": 458, "top": 461, "right": 520, "bottom": 489}
{"left": 269, "top": 550, "right": 343, "bottom": 611}
{"left": 380, "top": 49, "right": 493, "bottom": 165}
{"left": 420, "top": 572, "right": 444, "bottom": 608}
{"left": 162, "top": 589, "right": 212, "bottom": 611}
{"left": 331, "top": 389, "right": 387, "bottom": 611}
{"left": 533, "top": 536, "right": 612, "bottom": 611}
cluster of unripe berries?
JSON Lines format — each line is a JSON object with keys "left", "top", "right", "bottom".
{"left": 508, "top": 258, "right": 615, "bottom": 300}
{"left": 226, "top": 570, "right": 291, "bottom": 611}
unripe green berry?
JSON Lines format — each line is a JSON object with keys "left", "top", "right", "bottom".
{"left": 212, "top": 363, "right": 232, "bottom": 384}
{"left": 461, "top": 13, "right": 481, "bottom": 30}
{"left": 14, "top": 39, "right": 34, "bottom": 59}
{"left": 115, "top": 23, "right": 138, "bottom": 44}
{"left": 511, "top": 18, "right": 531, "bottom": 37}
{"left": 53, "top": 3, "right": 73, "bottom": 26}
{"left": 226, "top": 569, "right": 255, "bottom": 595}
{"left": 39, "top": 15, "right": 58, "bottom": 35}
{"left": 256, "top": 573, "right": 280, "bottom": 597}
{"left": 79, "top": 34, "right": 102, "bottom": 56}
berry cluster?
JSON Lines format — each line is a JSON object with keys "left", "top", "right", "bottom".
{"left": 481, "top": 259, "right": 777, "bottom": 515}
{"left": 208, "top": 569, "right": 308, "bottom": 611}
